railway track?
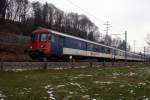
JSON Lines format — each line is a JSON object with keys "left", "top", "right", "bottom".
{"left": 0, "top": 61, "right": 147, "bottom": 71}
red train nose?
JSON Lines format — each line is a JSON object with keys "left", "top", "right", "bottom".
{"left": 30, "top": 41, "right": 51, "bottom": 56}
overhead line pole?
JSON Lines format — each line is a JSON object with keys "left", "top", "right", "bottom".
{"left": 111, "top": 31, "right": 127, "bottom": 65}
{"left": 104, "top": 21, "right": 111, "bottom": 34}
{"left": 125, "top": 31, "right": 127, "bottom": 65}
{"left": 134, "top": 40, "right": 136, "bottom": 53}
{"left": 144, "top": 46, "right": 146, "bottom": 62}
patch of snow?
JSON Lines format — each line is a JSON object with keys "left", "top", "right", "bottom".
{"left": 80, "top": 66, "right": 86, "bottom": 68}
{"left": 93, "top": 81, "right": 116, "bottom": 85}
{"left": 47, "top": 90, "right": 56, "bottom": 100}
{"left": 112, "top": 72, "right": 120, "bottom": 76}
{"left": 64, "top": 95, "right": 72, "bottom": 99}
{"left": 130, "top": 90, "right": 134, "bottom": 94}
{"left": 112, "top": 76, "right": 117, "bottom": 79}
{"left": 86, "top": 75, "right": 93, "bottom": 77}
{"left": 119, "top": 85, "right": 125, "bottom": 88}
{"left": 20, "top": 91, "right": 25, "bottom": 95}
{"left": 82, "top": 95, "right": 90, "bottom": 99}
{"left": 68, "top": 82, "right": 82, "bottom": 88}
{"left": 0, "top": 91, "right": 6, "bottom": 99}
{"left": 72, "top": 76, "right": 79, "bottom": 80}
{"left": 13, "top": 69, "right": 26, "bottom": 72}
{"left": 99, "top": 81, "right": 114, "bottom": 85}
{"left": 78, "top": 74, "right": 84, "bottom": 77}
{"left": 94, "top": 93, "right": 100, "bottom": 96}
{"left": 93, "top": 81, "right": 100, "bottom": 84}
{"left": 143, "top": 97, "right": 149, "bottom": 100}
{"left": 69, "top": 91, "right": 74, "bottom": 95}
{"left": 56, "top": 85, "right": 65, "bottom": 88}
{"left": 138, "top": 82, "right": 146, "bottom": 86}
{"left": 78, "top": 74, "right": 93, "bottom": 77}
{"left": 44, "top": 85, "right": 52, "bottom": 89}
{"left": 54, "top": 68, "right": 63, "bottom": 70}
{"left": 128, "top": 72, "right": 136, "bottom": 76}
{"left": 44, "top": 85, "right": 55, "bottom": 99}
{"left": 98, "top": 69, "right": 102, "bottom": 71}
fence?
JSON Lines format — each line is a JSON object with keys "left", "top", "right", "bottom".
{"left": 0, "top": 61, "right": 146, "bottom": 71}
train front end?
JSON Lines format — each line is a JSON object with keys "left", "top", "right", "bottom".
{"left": 29, "top": 28, "right": 52, "bottom": 60}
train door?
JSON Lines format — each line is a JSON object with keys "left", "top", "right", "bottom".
{"left": 58, "top": 36, "right": 64, "bottom": 56}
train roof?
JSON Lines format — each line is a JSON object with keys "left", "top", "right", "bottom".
{"left": 52, "top": 30, "right": 141, "bottom": 56}
{"left": 32, "top": 28, "right": 141, "bottom": 57}
{"left": 32, "top": 28, "right": 52, "bottom": 34}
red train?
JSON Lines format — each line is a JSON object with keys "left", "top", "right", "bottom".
{"left": 29, "top": 28, "right": 145, "bottom": 61}
{"left": 29, "top": 28, "right": 52, "bottom": 60}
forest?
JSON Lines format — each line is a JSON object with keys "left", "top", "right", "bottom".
{"left": 0, "top": 0, "right": 130, "bottom": 51}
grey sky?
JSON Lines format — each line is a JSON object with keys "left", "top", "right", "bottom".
{"left": 30, "top": 0, "right": 150, "bottom": 52}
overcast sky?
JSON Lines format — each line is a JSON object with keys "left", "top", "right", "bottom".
{"left": 30, "top": 0, "right": 150, "bottom": 52}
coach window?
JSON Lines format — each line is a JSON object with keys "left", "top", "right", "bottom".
{"left": 78, "top": 42, "right": 82, "bottom": 49}
{"left": 51, "top": 35, "right": 55, "bottom": 43}
{"left": 90, "top": 44, "right": 93, "bottom": 51}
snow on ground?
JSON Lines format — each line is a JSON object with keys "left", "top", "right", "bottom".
{"left": 44, "top": 85, "right": 52, "bottom": 89}
{"left": 67, "top": 82, "right": 82, "bottom": 88}
{"left": 0, "top": 91, "right": 6, "bottom": 100}
{"left": 78, "top": 74, "right": 93, "bottom": 77}
{"left": 93, "top": 81, "right": 115, "bottom": 85}
{"left": 56, "top": 85, "right": 65, "bottom": 88}
{"left": 112, "top": 71, "right": 136, "bottom": 78}
{"left": 44, "top": 85, "right": 56, "bottom": 100}
{"left": 138, "top": 82, "right": 146, "bottom": 86}
{"left": 47, "top": 90, "right": 55, "bottom": 100}
{"left": 128, "top": 72, "right": 136, "bottom": 76}
{"left": 82, "top": 95, "right": 90, "bottom": 99}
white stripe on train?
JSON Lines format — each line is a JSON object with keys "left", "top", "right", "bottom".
{"left": 63, "top": 48, "right": 143, "bottom": 61}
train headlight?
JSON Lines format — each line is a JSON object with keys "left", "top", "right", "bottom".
{"left": 41, "top": 45, "right": 44, "bottom": 48}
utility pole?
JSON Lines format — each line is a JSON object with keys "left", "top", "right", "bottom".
{"left": 104, "top": 21, "right": 111, "bottom": 34}
{"left": 144, "top": 46, "right": 146, "bottom": 62}
{"left": 134, "top": 40, "right": 136, "bottom": 53}
{"left": 125, "top": 31, "right": 127, "bottom": 65}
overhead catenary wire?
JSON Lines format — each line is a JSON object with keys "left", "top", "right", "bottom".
{"left": 65, "top": 0, "right": 105, "bottom": 31}
{"left": 65, "top": 0, "right": 125, "bottom": 32}
{"left": 64, "top": 0, "right": 141, "bottom": 53}
{"left": 65, "top": 0, "right": 125, "bottom": 37}
{"left": 65, "top": 0, "right": 104, "bottom": 22}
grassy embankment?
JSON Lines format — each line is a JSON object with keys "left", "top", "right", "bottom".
{"left": 0, "top": 64, "right": 150, "bottom": 100}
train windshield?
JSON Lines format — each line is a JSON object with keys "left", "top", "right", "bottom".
{"left": 31, "top": 33, "right": 50, "bottom": 41}
{"left": 40, "top": 34, "right": 48, "bottom": 41}
{"left": 31, "top": 34, "right": 40, "bottom": 41}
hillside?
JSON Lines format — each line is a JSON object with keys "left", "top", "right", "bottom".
{"left": 0, "top": 23, "right": 31, "bottom": 61}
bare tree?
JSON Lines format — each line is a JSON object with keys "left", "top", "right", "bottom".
{"left": 0, "top": 0, "right": 8, "bottom": 20}
{"left": 104, "top": 34, "right": 112, "bottom": 46}
{"left": 32, "top": 1, "right": 42, "bottom": 26}
{"left": 22, "top": 0, "right": 30, "bottom": 23}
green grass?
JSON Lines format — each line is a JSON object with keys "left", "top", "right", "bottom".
{"left": 0, "top": 65, "right": 150, "bottom": 100}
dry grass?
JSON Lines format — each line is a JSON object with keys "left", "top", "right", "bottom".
{"left": 0, "top": 65, "right": 150, "bottom": 99}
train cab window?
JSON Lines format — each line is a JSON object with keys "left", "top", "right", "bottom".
{"left": 40, "top": 34, "right": 48, "bottom": 41}
{"left": 31, "top": 34, "right": 40, "bottom": 41}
